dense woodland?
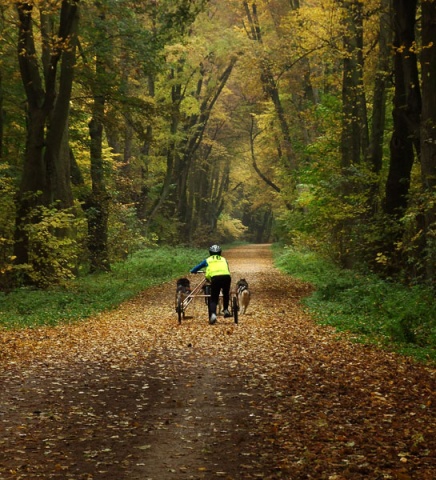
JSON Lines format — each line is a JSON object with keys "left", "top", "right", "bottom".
{"left": 0, "top": 0, "right": 436, "bottom": 289}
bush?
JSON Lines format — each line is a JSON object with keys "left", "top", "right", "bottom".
{"left": 0, "top": 246, "right": 203, "bottom": 329}
{"left": 16, "top": 204, "right": 85, "bottom": 288}
{"left": 274, "top": 245, "right": 436, "bottom": 363}
{"left": 108, "top": 203, "right": 156, "bottom": 261}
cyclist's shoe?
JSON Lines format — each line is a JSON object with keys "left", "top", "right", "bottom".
{"left": 209, "top": 313, "right": 217, "bottom": 325}
{"left": 223, "top": 309, "right": 231, "bottom": 318}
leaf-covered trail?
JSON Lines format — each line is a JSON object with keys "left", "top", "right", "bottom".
{"left": 0, "top": 244, "right": 434, "bottom": 479}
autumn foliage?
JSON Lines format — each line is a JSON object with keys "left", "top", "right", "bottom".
{"left": 0, "top": 246, "right": 434, "bottom": 479}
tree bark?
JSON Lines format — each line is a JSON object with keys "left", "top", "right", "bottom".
{"left": 88, "top": 111, "right": 110, "bottom": 273}
{"left": 13, "top": 1, "right": 79, "bottom": 268}
{"left": 0, "top": 70, "right": 3, "bottom": 159}
{"left": 367, "top": 0, "right": 392, "bottom": 177}
{"left": 420, "top": 0, "right": 436, "bottom": 280}
{"left": 86, "top": 4, "right": 110, "bottom": 273}
{"left": 364, "top": 0, "right": 393, "bottom": 215}
{"left": 340, "top": 0, "right": 368, "bottom": 171}
{"left": 384, "top": 0, "right": 420, "bottom": 217}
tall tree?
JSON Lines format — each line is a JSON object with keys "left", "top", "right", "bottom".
{"left": 173, "top": 56, "right": 237, "bottom": 233}
{"left": 367, "top": 0, "right": 392, "bottom": 181}
{"left": 243, "top": 1, "right": 296, "bottom": 171}
{"left": 145, "top": 2, "right": 238, "bottom": 238}
{"left": 13, "top": 1, "right": 79, "bottom": 268}
{"left": 0, "top": 69, "right": 3, "bottom": 160}
{"left": 340, "top": 0, "right": 368, "bottom": 171}
{"left": 420, "top": 0, "right": 436, "bottom": 280}
{"left": 384, "top": 0, "right": 420, "bottom": 217}
{"left": 86, "top": 2, "right": 111, "bottom": 272}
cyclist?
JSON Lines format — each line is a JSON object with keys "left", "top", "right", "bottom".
{"left": 190, "top": 244, "right": 232, "bottom": 324}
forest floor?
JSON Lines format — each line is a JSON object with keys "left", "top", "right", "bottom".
{"left": 0, "top": 244, "right": 435, "bottom": 480}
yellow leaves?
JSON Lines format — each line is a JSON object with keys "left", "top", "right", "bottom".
{"left": 375, "top": 252, "right": 388, "bottom": 265}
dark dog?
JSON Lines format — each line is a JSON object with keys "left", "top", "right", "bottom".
{"left": 236, "top": 278, "right": 250, "bottom": 314}
{"left": 175, "top": 278, "right": 191, "bottom": 310}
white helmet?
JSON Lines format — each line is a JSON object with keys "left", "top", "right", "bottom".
{"left": 209, "top": 244, "right": 222, "bottom": 255}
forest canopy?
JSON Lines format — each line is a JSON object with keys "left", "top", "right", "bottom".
{"left": 0, "top": 0, "right": 436, "bottom": 288}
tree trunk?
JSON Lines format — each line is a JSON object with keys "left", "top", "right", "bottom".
{"left": 88, "top": 111, "right": 110, "bottom": 273}
{"left": 0, "top": 70, "right": 3, "bottom": 159}
{"left": 243, "top": 1, "right": 295, "bottom": 170}
{"left": 86, "top": 5, "right": 110, "bottom": 273}
{"left": 13, "top": 1, "right": 79, "bottom": 268}
{"left": 367, "top": 0, "right": 392, "bottom": 178}
{"left": 170, "top": 57, "right": 236, "bottom": 237}
{"left": 337, "top": 1, "right": 368, "bottom": 268}
{"left": 144, "top": 76, "right": 181, "bottom": 234}
{"left": 420, "top": 0, "right": 436, "bottom": 281}
{"left": 43, "top": 2, "right": 78, "bottom": 208}
{"left": 384, "top": 0, "right": 420, "bottom": 217}
{"left": 364, "top": 0, "right": 393, "bottom": 217}
{"left": 340, "top": 0, "right": 368, "bottom": 170}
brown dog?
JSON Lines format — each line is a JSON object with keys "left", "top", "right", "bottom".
{"left": 236, "top": 278, "right": 250, "bottom": 314}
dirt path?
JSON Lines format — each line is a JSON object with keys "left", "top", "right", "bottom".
{"left": 0, "top": 244, "right": 434, "bottom": 479}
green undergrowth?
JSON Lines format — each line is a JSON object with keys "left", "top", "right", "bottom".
{"left": 0, "top": 246, "right": 203, "bottom": 329}
{"left": 274, "top": 245, "right": 436, "bottom": 364}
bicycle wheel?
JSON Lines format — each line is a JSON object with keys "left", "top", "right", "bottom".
{"left": 204, "top": 284, "right": 211, "bottom": 305}
{"left": 176, "top": 295, "right": 183, "bottom": 324}
{"left": 232, "top": 295, "right": 239, "bottom": 324}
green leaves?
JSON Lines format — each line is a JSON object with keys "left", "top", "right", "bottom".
{"left": 0, "top": 245, "right": 203, "bottom": 329}
{"left": 16, "top": 203, "right": 84, "bottom": 288}
{"left": 275, "top": 244, "right": 436, "bottom": 362}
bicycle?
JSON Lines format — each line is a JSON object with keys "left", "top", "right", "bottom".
{"left": 175, "top": 271, "right": 239, "bottom": 325}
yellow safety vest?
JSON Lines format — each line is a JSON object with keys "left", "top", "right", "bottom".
{"left": 205, "top": 255, "right": 230, "bottom": 280}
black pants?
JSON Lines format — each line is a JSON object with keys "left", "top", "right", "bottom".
{"left": 209, "top": 274, "right": 231, "bottom": 315}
